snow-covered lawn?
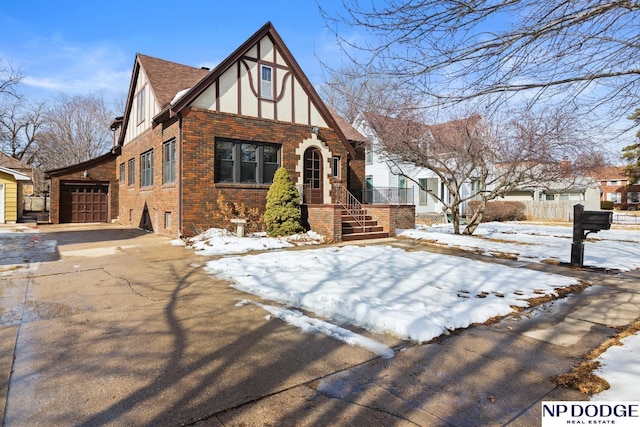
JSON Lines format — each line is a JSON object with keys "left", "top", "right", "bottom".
{"left": 401, "top": 222, "right": 640, "bottom": 271}
{"left": 188, "top": 221, "right": 640, "bottom": 401}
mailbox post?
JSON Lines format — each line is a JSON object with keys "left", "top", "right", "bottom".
{"left": 571, "top": 204, "right": 613, "bottom": 267}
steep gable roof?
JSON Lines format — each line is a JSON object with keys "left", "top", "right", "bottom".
{"left": 137, "top": 54, "right": 209, "bottom": 110}
{"left": 327, "top": 108, "right": 368, "bottom": 144}
{"left": 166, "top": 22, "right": 356, "bottom": 158}
{"left": 117, "top": 54, "right": 209, "bottom": 146}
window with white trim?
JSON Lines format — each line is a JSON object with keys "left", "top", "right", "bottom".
{"left": 136, "top": 86, "right": 146, "bottom": 124}
{"left": 260, "top": 65, "right": 273, "bottom": 99}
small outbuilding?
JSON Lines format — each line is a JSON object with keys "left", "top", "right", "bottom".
{"left": 45, "top": 152, "right": 119, "bottom": 224}
{"left": 0, "top": 166, "right": 32, "bottom": 223}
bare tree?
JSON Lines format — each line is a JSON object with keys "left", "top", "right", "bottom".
{"left": 622, "top": 108, "right": 640, "bottom": 184}
{"left": 0, "top": 57, "right": 23, "bottom": 99}
{"left": 359, "top": 107, "right": 604, "bottom": 234}
{"left": 36, "top": 93, "right": 115, "bottom": 170}
{"left": 322, "top": 1, "right": 640, "bottom": 122}
{"left": 0, "top": 99, "right": 46, "bottom": 163}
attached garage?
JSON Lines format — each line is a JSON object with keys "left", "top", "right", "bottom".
{"left": 45, "top": 152, "right": 119, "bottom": 224}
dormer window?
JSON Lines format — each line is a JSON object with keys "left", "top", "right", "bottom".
{"left": 260, "top": 65, "right": 273, "bottom": 99}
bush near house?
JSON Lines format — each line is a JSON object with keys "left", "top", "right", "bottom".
{"left": 601, "top": 201, "right": 615, "bottom": 210}
{"left": 210, "top": 192, "right": 263, "bottom": 234}
{"left": 264, "top": 167, "right": 305, "bottom": 237}
{"left": 467, "top": 201, "right": 527, "bottom": 222}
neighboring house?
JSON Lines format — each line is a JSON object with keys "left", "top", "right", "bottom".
{"left": 501, "top": 180, "right": 600, "bottom": 208}
{"left": 0, "top": 166, "right": 31, "bottom": 223}
{"left": 355, "top": 113, "right": 477, "bottom": 216}
{"left": 45, "top": 22, "right": 413, "bottom": 240}
{"left": 595, "top": 166, "right": 640, "bottom": 210}
{"left": 0, "top": 152, "right": 33, "bottom": 196}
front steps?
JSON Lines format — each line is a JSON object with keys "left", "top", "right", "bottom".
{"left": 341, "top": 209, "right": 390, "bottom": 241}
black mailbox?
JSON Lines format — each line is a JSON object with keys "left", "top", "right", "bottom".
{"left": 571, "top": 204, "right": 612, "bottom": 266}
{"left": 581, "top": 211, "right": 613, "bottom": 232}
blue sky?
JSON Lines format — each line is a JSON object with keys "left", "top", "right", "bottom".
{"left": 0, "top": 1, "right": 349, "bottom": 105}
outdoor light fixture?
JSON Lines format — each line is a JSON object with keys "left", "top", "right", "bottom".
{"left": 312, "top": 126, "right": 319, "bottom": 136}
{"left": 83, "top": 170, "right": 89, "bottom": 178}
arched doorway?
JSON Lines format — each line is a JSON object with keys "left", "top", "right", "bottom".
{"left": 303, "top": 147, "right": 323, "bottom": 204}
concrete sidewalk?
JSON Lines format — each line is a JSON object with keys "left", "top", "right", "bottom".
{"left": 1, "top": 224, "right": 638, "bottom": 426}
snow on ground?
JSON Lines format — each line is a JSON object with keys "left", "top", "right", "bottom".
{"left": 401, "top": 222, "right": 640, "bottom": 271}
{"left": 3, "top": 221, "right": 638, "bottom": 399}
{"left": 204, "top": 244, "right": 577, "bottom": 345}
{"left": 173, "top": 228, "right": 325, "bottom": 255}
{"left": 193, "top": 222, "right": 640, "bottom": 400}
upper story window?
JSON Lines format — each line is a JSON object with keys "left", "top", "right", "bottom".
{"left": 215, "top": 138, "right": 280, "bottom": 184}
{"left": 136, "top": 86, "right": 146, "bottom": 124}
{"left": 163, "top": 139, "right": 176, "bottom": 184}
{"left": 260, "top": 65, "right": 273, "bottom": 99}
{"left": 141, "top": 149, "right": 153, "bottom": 187}
{"left": 365, "top": 145, "right": 373, "bottom": 165}
{"left": 119, "top": 163, "right": 125, "bottom": 182}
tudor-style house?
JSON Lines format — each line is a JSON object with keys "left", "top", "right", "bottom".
{"left": 45, "top": 22, "right": 414, "bottom": 241}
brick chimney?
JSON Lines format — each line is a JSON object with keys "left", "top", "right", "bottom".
{"left": 560, "top": 157, "right": 571, "bottom": 178}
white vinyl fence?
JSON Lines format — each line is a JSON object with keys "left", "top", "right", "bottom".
{"left": 522, "top": 201, "right": 576, "bottom": 221}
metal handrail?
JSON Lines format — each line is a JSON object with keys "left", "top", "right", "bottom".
{"left": 334, "top": 183, "right": 366, "bottom": 229}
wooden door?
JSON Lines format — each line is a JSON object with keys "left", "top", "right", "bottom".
{"left": 303, "top": 148, "right": 323, "bottom": 204}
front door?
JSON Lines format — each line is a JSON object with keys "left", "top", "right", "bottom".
{"left": 303, "top": 148, "right": 323, "bottom": 204}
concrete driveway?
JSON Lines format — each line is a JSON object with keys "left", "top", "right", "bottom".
{"left": 1, "top": 224, "right": 639, "bottom": 426}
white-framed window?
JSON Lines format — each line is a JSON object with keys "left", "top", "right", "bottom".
{"left": 332, "top": 156, "right": 340, "bottom": 179}
{"left": 260, "top": 65, "right": 273, "bottom": 99}
{"left": 628, "top": 192, "right": 640, "bottom": 203}
{"left": 418, "top": 178, "right": 428, "bottom": 205}
{"left": 365, "top": 145, "right": 373, "bottom": 165}
{"left": 607, "top": 192, "right": 622, "bottom": 203}
{"left": 136, "top": 86, "right": 146, "bottom": 124}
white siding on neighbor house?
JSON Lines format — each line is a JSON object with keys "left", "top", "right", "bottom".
{"left": 124, "top": 70, "right": 159, "bottom": 145}
{"left": 189, "top": 35, "right": 328, "bottom": 128}
{"left": 358, "top": 117, "right": 448, "bottom": 214}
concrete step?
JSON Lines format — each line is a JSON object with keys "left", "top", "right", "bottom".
{"left": 342, "top": 224, "right": 385, "bottom": 233}
{"left": 341, "top": 231, "right": 390, "bottom": 241}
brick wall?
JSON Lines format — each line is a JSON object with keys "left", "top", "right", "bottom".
{"left": 366, "top": 205, "right": 416, "bottom": 236}
{"left": 302, "top": 204, "right": 343, "bottom": 242}
{"left": 116, "top": 118, "right": 181, "bottom": 236}
{"left": 114, "top": 108, "right": 367, "bottom": 238}
{"left": 179, "top": 109, "right": 351, "bottom": 237}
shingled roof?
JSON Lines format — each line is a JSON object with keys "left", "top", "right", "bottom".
{"left": 136, "top": 54, "right": 209, "bottom": 110}
{"left": 0, "top": 152, "right": 31, "bottom": 172}
{"left": 328, "top": 108, "right": 368, "bottom": 144}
